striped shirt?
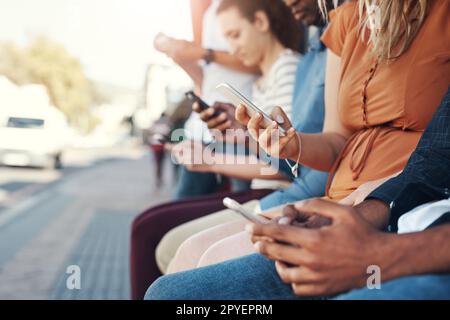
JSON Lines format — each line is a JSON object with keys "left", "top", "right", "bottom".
{"left": 252, "top": 49, "right": 301, "bottom": 120}
{"left": 251, "top": 49, "right": 301, "bottom": 190}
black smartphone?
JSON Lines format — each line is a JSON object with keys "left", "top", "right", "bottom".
{"left": 185, "top": 91, "right": 211, "bottom": 112}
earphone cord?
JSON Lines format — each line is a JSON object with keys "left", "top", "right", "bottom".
{"left": 283, "top": 132, "right": 302, "bottom": 178}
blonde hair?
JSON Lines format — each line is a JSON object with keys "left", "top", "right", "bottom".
{"left": 319, "top": 0, "right": 429, "bottom": 60}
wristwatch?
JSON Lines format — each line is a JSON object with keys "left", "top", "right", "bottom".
{"left": 203, "top": 48, "right": 215, "bottom": 65}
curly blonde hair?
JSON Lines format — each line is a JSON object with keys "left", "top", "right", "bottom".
{"left": 319, "top": 0, "right": 429, "bottom": 60}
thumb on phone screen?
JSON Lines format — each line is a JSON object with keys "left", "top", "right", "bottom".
{"left": 270, "top": 106, "right": 292, "bottom": 131}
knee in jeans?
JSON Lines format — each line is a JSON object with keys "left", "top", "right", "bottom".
{"left": 145, "top": 275, "right": 181, "bottom": 300}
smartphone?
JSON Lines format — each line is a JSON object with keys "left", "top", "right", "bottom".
{"left": 185, "top": 91, "right": 211, "bottom": 111}
{"left": 223, "top": 197, "right": 269, "bottom": 224}
{"left": 216, "top": 83, "right": 286, "bottom": 133}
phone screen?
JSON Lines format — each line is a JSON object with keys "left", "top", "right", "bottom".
{"left": 216, "top": 83, "right": 286, "bottom": 133}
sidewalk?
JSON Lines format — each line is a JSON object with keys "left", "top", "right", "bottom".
{"left": 0, "top": 146, "right": 175, "bottom": 299}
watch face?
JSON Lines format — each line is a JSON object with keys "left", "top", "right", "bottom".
{"left": 204, "top": 49, "right": 214, "bottom": 64}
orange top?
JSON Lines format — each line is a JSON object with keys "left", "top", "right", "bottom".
{"left": 320, "top": 0, "right": 450, "bottom": 200}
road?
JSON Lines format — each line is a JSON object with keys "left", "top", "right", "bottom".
{"left": 0, "top": 144, "right": 175, "bottom": 299}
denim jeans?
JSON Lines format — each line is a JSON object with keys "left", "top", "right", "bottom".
{"left": 174, "top": 166, "right": 220, "bottom": 200}
{"left": 145, "top": 253, "right": 450, "bottom": 300}
{"left": 259, "top": 167, "right": 328, "bottom": 211}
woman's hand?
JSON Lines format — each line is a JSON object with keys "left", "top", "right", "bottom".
{"left": 236, "top": 105, "right": 301, "bottom": 160}
{"left": 154, "top": 33, "right": 204, "bottom": 63}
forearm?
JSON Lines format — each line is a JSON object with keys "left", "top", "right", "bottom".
{"left": 172, "top": 45, "right": 258, "bottom": 75}
{"left": 292, "top": 132, "right": 348, "bottom": 172}
{"left": 173, "top": 59, "right": 203, "bottom": 87}
{"left": 379, "top": 225, "right": 450, "bottom": 281}
{"left": 211, "top": 158, "right": 287, "bottom": 181}
{"left": 355, "top": 199, "right": 390, "bottom": 230}
{"left": 213, "top": 51, "right": 260, "bottom": 74}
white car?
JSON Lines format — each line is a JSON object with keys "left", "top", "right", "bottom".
{"left": 0, "top": 107, "right": 69, "bottom": 169}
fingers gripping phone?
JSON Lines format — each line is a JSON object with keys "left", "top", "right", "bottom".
{"left": 216, "top": 83, "right": 286, "bottom": 134}
{"left": 185, "top": 91, "right": 210, "bottom": 111}
{"left": 185, "top": 91, "right": 222, "bottom": 117}
{"left": 223, "top": 197, "right": 269, "bottom": 224}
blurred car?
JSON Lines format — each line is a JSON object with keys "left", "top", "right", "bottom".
{"left": 0, "top": 106, "right": 69, "bottom": 169}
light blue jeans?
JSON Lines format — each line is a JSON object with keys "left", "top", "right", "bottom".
{"left": 259, "top": 167, "right": 328, "bottom": 211}
{"left": 145, "top": 253, "right": 450, "bottom": 300}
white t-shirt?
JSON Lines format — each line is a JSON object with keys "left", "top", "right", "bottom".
{"left": 251, "top": 49, "right": 301, "bottom": 190}
{"left": 397, "top": 198, "right": 450, "bottom": 234}
{"left": 184, "top": 0, "right": 257, "bottom": 142}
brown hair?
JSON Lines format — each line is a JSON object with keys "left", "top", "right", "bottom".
{"left": 217, "top": 0, "right": 301, "bottom": 52}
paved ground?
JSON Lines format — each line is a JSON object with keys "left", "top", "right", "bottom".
{"left": 0, "top": 144, "right": 176, "bottom": 299}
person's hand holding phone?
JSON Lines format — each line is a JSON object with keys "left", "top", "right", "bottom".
{"left": 194, "top": 102, "right": 247, "bottom": 143}
{"left": 236, "top": 105, "right": 300, "bottom": 159}
{"left": 249, "top": 204, "right": 332, "bottom": 245}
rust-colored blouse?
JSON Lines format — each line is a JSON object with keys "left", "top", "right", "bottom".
{"left": 321, "top": 0, "right": 450, "bottom": 200}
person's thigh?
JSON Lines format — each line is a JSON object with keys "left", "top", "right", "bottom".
{"left": 156, "top": 201, "right": 259, "bottom": 273}
{"left": 156, "top": 209, "right": 243, "bottom": 274}
{"left": 146, "top": 254, "right": 302, "bottom": 300}
{"left": 335, "top": 274, "right": 450, "bottom": 300}
{"left": 197, "top": 231, "right": 254, "bottom": 268}
{"left": 166, "top": 218, "right": 249, "bottom": 274}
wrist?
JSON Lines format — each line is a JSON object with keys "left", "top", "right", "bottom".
{"left": 372, "top": 232, "right": 401, "bottom": 281}
{"left": 373, "top": 231, "right": 425, "bottom": 283}
{"left": 355, "top": 199, "right": 390, "bottom": 230}
{"left": 287, "top": 132, "right": 302, "bottom": 162}
{"left": 202, "top": 48, "right": 215, "bottom": 65}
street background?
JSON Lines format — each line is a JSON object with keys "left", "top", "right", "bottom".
{"left": 0, "top": 0, "right": 193, "bottom": 299}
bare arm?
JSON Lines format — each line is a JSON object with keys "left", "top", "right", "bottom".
{"left": 240, "top": 50, "right": 353, "bottom": 173}
{"left": 354, "top": 199, "right": 450, "bottom": 277}
{"left": 190, "top": 0, "right": 211, "bottom": 46}
{"left": 292, "top": 50, "right": 352, "bottom": 171}
{"left": 211, "top": 51, "right": 260, "bottom": 74}
{"left": 171, "top": 44, "right": 259, "bottom": 74}
{"left": 210, "top": 157, "right": 288, "bottom": 181}
{"left": 173, "top": 58, "right": 203, "bottom": 88}
{"left": 381, "top": 224, "right": 450, "bottom": 279}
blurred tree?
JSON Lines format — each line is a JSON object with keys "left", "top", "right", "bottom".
{"left": 0, "top": 37, "right": 101, "bottom": 133}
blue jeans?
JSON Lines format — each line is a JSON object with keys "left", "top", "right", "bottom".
{"left": 259, "top": 167, "right": 328, "bottom": 211}
{"left": 145, "top": 254, "right": 450, "bottom": 300}
{"left": 174, "top": 167, "right": 220, "bottom": 200}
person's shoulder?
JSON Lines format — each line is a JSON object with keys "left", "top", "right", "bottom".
{"left": 273, "top": 51, "right": 300, "bottom": 79}
{"left": 332, "top": 1, "right": 358, "bottom": 16}
{"left": 329, "top": 1, "right": 359, "bottom": 26}
{"left": 278, "top": 50, "right": 302, "bottom": 67}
